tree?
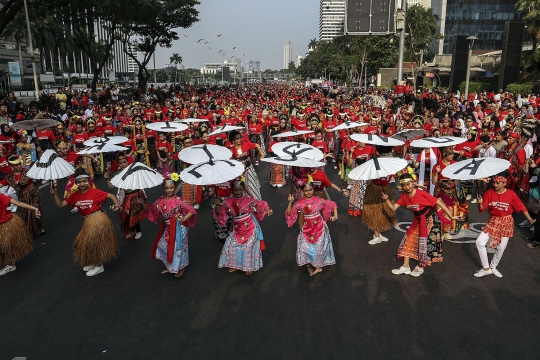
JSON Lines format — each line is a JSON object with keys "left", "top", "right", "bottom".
{"left": 122, "top": 0, "right": 199, "bottom": 91}
{"left": 404, "top": 4, "right": 443, "bottom": 89}
{"left": 0, "top": 0, "right": 25, "bottom": 37}
{"left": 288, "top": 61, "right": 296, "bottom": 73}
{"left": 170, "top": 52, "right": 182, "bottom": 82}
{"left": 516, "top": 0, "right": 540, "bottom": 51}
{"left": 308, "top": 38, "right": 318, "bottom": 51}
{"left": 3, "top": 12, "right": 27, "bottom": 83}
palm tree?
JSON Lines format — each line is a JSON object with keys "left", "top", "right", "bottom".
{"left": 308, "top": 38, "right": 318, "bottom": 51}
{"left": 3, "top": 12, "right": 27, "bottom": 83}
{"left": 170, "top": 52, "right": 182, "bottom": 82}
{"left": 516, "top": 0, "right": 540, "bottom": 50}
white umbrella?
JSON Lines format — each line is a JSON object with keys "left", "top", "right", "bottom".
{"left": 177, "top": 118, "right": 209, "bottom": 123}
{"left": 331, "top": 121, "right": 369, "bottom": 131}
{"left": 410, "top": 136, "right": 467, "bottom": 148}
{"left": 271, "top": 142, "right": 324, "bottom": 161}
{"left": 348, "top": 156, "right": 408, "bottom": 181}
{"left": 77, "top": 143, "right": 128, "bottom": 154}
{"left": 351, "top": 134, "right": 405, "bottom": 146}
{"left": 12, "top": 119, "right": 58, "bottom": 130}
{"left": 26, "top": 149, "right": 75, "bottom": 180}
{"left": 146, "top": 121, "right": 188, "bottom": 133}
{"left": 84, "top": 136, "right": 128, "bottom": 146}
{"left": 262, "top": 154, "right": 326, "bottom": 167}
{"left": 110, "top": 161, "right": 164, "bottom": 190}
{"left": 208, "top": 125, "right": 245, "bottom": 136}
{"left": 272, "top": 130, "right": 314, "bottom": 138}
{"left": 441, "top": 158, "right": 511, "bottom": 181}
{"left": 391, "top": 129, "right": 426, "bottom": 142}
{"left": 180, "top": 159, "right": 245, "bottom": 185}
{"left": 177, "top": 144, "right": 232, "bottom": 164}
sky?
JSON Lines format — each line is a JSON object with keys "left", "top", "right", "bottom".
{"left": 154, "top": 0, "right": 319, "bottom": 71}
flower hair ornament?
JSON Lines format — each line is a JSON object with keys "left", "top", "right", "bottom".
{"left": 163, "top": 172, "right": 180, "bottom": 183}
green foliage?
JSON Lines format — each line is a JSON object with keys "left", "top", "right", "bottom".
{"left": 458, "top": 81, "right": 492, "bottom": 93}
{"left": 506, "top": 83, "right": 534, "bottom": 95}
{"left": 515, "top": 0, "right": 540, "bottom": 50}
{"left": 296, "top": 35, "right": 398, "bottom": 85}
{"left": 404, "top": 5, "right": 443, "bottom": 65}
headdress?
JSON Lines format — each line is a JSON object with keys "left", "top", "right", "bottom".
{"left": 163, "top": 172, "right": 180, "bottom": 183}
{"left": 8, "top": 155, "right": 22, "bottom": 165}
{"left": 17, "top": 129, "right": 27, "bottom": 136}
{"left": 56, "top": 141, "right": 68, "bottom": 149}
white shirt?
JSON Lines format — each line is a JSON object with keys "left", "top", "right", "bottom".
{"left": 478, "top": 145, "right": 497, "bottom": 158}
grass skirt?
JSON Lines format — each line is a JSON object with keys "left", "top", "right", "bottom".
{"left": 73, "top": 211, "right": 119, "bottom": 267}
{"left": 0, "top": 214, "right": 33, "bottom": 266}
{"left": 362, "top": 182, "right": 397, "bottom": 233}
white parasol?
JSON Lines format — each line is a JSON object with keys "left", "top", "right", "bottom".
{"left": 410, "top": 136, "right": 467, "bottom": 148}
{"left": 348, "top": 156, "right": 408, "bottom": 181}
{"left": 270, "top": 142, "right": 324, "bottom": 161}
{"left": 177, "top": 118, "right": 209, "bottom": 123}
{"left": 391, "top": 129, "right": 426, "bottom": 142}
{"left": 146, "top": 121, "right": 188, "bottom": 133}
{"left": 77, "top": 143, "right": 128, "bottom": 154}
{"left": 331, "top": 121, "right": 369, "bottom": 131}
{"left": 272, "top": 130, "right": 314, "bottom": 138}
{"left": 208, "top": 125, "right": 245, "bottom": 136}
{"left": 84, "top": 136, "right": 128, "bottom": 146}
{"left": 351, "top": 134, "right": 405, "bottom": 146}
{"left": 12, "top": 119, "right": 58, "bottom": 130}
{"left": 177, "top": 144, "right": 232, "bottom": 164}
{"left": 441, "top": 158, "right": 511, "bottom": 180}
{"left": 110, "top": 161, "right": 164, "bottom": 190}
{"left": 262, "top": 153, "right": 326, "bottom": 168}
{"left": 180, "top": 159, "right": 245, "bottom": 185}
{"left": 26, "top": 149, "right": 75, "bottom": 180}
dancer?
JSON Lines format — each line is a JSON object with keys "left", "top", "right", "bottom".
{"left": 105, "top": 152, "right": 147, "bottom": 240}
{"left": 383, "top": 173, "right": 460, "bottom": 277}
{"left": 0, "top": 155, "right": 43, "bottom": 238}
{"left": 50, "top": 168, "right": 120, "bottom": 277}
{"left": 139, "top": 174, "right": 197, "bottom": 277}
{"left": 209, "top": 180, "right": 233, "bottom": 242}
{"left": 229, "top": 130, "right": 265, "bottom": 200}
{"left": 363, "top": 174, "right": 398, "bottom": 245}
{"left": 214, "top": 179, "right": 273, "bottom": 275}
{"left": 286, "top": 179, "right": 338, "bottom": 276}
{"left": 473, "top": 172, "right": 535, "bottom": 278}
{"left": 0, "top": 193, "right": 40, "bottom": 276}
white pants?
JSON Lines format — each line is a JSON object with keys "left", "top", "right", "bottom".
{"left": 475, "top": 231, "right": 509, "bottom": 269}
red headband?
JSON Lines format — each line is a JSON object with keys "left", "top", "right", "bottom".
{"left": 494, "top": 175, "right": 507, "bottom": 183}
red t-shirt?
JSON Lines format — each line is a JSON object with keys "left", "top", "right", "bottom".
{"left": 480, "top": 188, "right": 526, "bottom": 217}
{"left": 72, "top": 133, "right": 89, "bottom": 149}
{"left": 432, "top": 160, "right": 455, "bottom": 180}
{"left": 65, "top": 188, "right": 108, "bottom": 216}
{"left": 310, "top": 169, "right": 332, "bottom": 190}
{"left": 63, "top": 152, "right": 80, "bottom": 167}
{"left": 156, "top": 141, "right": 172, "bottom": 153}
{"left": 102, "top": 125, "right": 116, "bottom": 136}
{"left": 37, "top": 129, "right": 56, "bottom": 142}
{"left": 231, "top": 142, "right": 256, "bottom": 159}
{"left": 396, "top": 189, "right": 438, "bottom": 212}
{"left": 0, "top": 193, "right": 12, "bottom": 223}
{"left": 352, "top": 145, "right": 376, "bottom": 161}
{"left": 0, "top": 155, "right": 11, "bottom": 174}
{"left": 215, "top": 182, "right": 233, "bottom": 197}
{"left": 248, "top": 123, "right": 262, "bottom": 134}
{"left": 311, "top": 140, "right": 328, "bottom": 153}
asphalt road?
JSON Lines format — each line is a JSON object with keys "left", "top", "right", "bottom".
{"left": 2, "top": 163, "right": 540, "bottom": 360}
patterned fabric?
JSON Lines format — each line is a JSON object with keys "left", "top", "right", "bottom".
{"left": 286, "top": 196, "right": 337, "bottom": 267}
{"left": 482, "top": 214, "right": 514, "bottom": 248}
{"left": 209, "top": 194, "right": 231, "bottom": 242}
{"left": 434, "top": 180, "right": 469, "bottom": 233}
{"left": 348, "top": 180, "right": 366, "bottom": 216}
{"left": 245, "top": 165, "right": 262, "bottom": 200}
{"left": 214, "top": 196, "right": 269, "bottom": 271}
{"left": 154, "top": 221, "right": 189, "bottom": 273}
{"left": 181, "top": 182, "right": 202, "bottom": 205}
{"left": 269, "top": 163, "right": 287, "bottom": 186}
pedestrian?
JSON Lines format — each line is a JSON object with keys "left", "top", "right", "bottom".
{"left": 473, "top": 172, "right": 535, "bottom": 278}
{"left": 286, "top": 178, "right": 338, "bottom": 276}
{"left": 50, "top": 168, "right": 120, "bottom": 276}
{"left": 214, "top": 179, "right": 273, "bottom": 275}
{"left": 383, "top": 173, "right": 460, "bottom": 277}
{"left": 139, "top": 173, "right": 197, "bottom": 278}
{"left": 0, "top": 192, "right": 40, "bottom": 276}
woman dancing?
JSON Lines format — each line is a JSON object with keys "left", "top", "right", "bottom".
{"left": 0, "top": 193, "right": 40, "bottom": 276}
{"left": 382, "top": 173, "right": 460, "bottom": 277}
{"left": 50, "top": 168, "right": 120, "bottom": 277}
{"left": 139, "top": 174, "right": 197, "bottom": 277}
{"left": 229, "top": 130, "right": 265, "bottom": 200}
{"left": 286, "top": 179, "right": 338, "bottom": 276}
{"left": 214, "top": 179, "right": 273, "bottom": 275}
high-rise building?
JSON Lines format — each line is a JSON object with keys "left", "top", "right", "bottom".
{"left": 248, "top": 60, "right": 260, "bottom": 72}
{"left": 319, "top": 0, "right": 345, "bottom": 41}
{"left": 407, "top": 0, "right": 431, "bottom": 7}
{"left": 296, "top": 55, "right": 303, "bottom": 67}
{"left": 431, "top": 0, "right": 521, "bottom": 55}
{"left": 283, "top": 40, "right": 293, "bottom": 69}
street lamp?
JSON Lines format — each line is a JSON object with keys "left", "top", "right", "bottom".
{"left": 464, "top": 35, "right": 477, "bottom": 99}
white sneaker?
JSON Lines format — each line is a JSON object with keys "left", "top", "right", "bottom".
{"left": 491, "top": 267, "right": 503, "bottom": 278}
{"left": 442, "top": 233, "right": 453, "bottom": 240}
{"left": 368, "top": 237, "right": 382, "bottom": 245}
{"left": 272, "top": 184, "right": 277, "bottom": 187}
{"left": 276, "top": 184, "right": 284, "bottom": 188}
{"left": 83, "top": 265, "right": 95, "bottom": 272}
{"left": 86, "top": 265, "right": 104, "bottom": 277}
{"left": 471, "top": 198, "right": 477, "bottom": 203}
{"left": 134, "top": 232, "right": 142, "bottom": 240}
{"left": 410, "top": 266, "right": 424, "bottom": 277}
{"left": 338, "top": 171, "right": 342, "bottom": 176}
{"left": 530, "top": 227, "right": 535, "bottom": 233}
{"left": 474, "top": 268, "right": 492, "bottom": 277}
{"left": 347, "top": 185, "right": 352, "bottom": 190}
{"left": 466, "top": 194, "right": 472, "bottom": 200}
{"left": 392, "top": 266, "right": 411, "bottom": 275}
{"left": 333, "top": 166, "right": 337, "bottom": 169}
{"left": 193, "top": 204, "right": 200, "bottom": 209}
{"left": 379, "top": 234, "right": 389, "bottom": 242}
{"left": 519, "top": 219, "right": 532, "bottom": 228}
{"left": 71, "top": 207, "right": 79, "bottom": 213}
{"left": 0, "top": 265, "right": 16, "bottom": 276}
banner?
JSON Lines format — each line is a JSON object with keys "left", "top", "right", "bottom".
{"left": 8, "top": 61, "right": 22, "bottom": 85}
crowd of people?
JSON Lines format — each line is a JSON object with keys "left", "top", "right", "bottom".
{"left": 0, "top": 83, "right": 538, "bottom": 278}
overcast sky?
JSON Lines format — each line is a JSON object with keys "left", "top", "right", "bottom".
{"left": 153, "top": 0, "right": 319, "bottom": 71}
